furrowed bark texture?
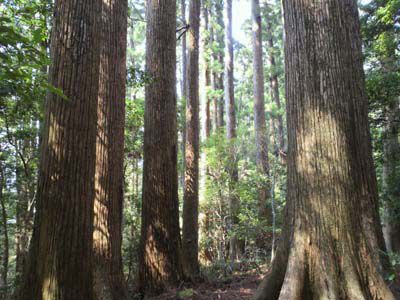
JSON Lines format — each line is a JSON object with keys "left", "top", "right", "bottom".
{"left": 139, "top": 0, "right": 181, "bottom": 295}
{"left": 224, "top": 0, "right": 241, "bottom": 261}
{"left": 255, "top": 1, "right": 394, "bottom": 299}
{"left": 251, "top": 0, "right": 273, "bottom": 249}
{"left": 93, "top": 0, "right": 128, "bottom": 299}
{"left": 19, "top": 0, "right": 102, "bottom": 299}
{"left": 182, "top": 0, "right": 201, "bottom": 280}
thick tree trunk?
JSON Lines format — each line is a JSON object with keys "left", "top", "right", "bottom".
{"left": 139, "top": 0, "right": 181, "bottom": 295}
{"left": 251, "top": 0, "right": 273, "bottom": 250}
{"left": 255, "top": 1, "right": 394, "bottom": 299}
{"left": 19, "top": 0, "right": 102, "bottom": 299}
{"left": 265, "top": 9, "right": 284, "bottom": 155}
{"left": 382, "top": 98, "right": 400, "bottom": 253}
{"left": 92, "top": 0, "right": 128, "bottom": 299}
{"left": 224, "top": 0, "right": 241, "bottom": 261}
{"left": 182, "top": 0, "right": 201, "bottom": 280}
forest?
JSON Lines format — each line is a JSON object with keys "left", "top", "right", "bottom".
{"left": 0, "top": 0, "right": 399, "bottom": 299}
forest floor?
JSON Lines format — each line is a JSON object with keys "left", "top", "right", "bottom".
{"left": 146, "top": 263, "right": 266, "bottom": 300}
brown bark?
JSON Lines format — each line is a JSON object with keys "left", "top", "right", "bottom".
{"left": 93, "top": 0, "right": 128, "bottom": 299}
{"left": 224, "top": 0, "right": 241, "bottom": 261}
{"left": 182, "top": 0, "right": 201, "bottom": 280}
{"left": 265, "top": 9, "right": 284, "bottom": 155}
{"left": 181, "top": 0, "right": 187, "bottom": 193}
{"left": 138, "top": 0, "right": 181, "bottom": 295}
{"left": 19, "top": 0, "right": 102, "bottom": 299}
{"left": 255, "top": 1, "right": 394, "bottom": 299}
{"left": 251, "top": 0, "right": 273, "bottom": 249}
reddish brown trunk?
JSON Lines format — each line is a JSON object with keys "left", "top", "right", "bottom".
{"left": 224, "top": 0, "right": 241, "bottom": 261}
{"left": 251, "top": 0, "right": 273, "bottom": 249}
{"left": 93, "top": 0, "right": 128, "bottom": 299}
{"left": 139, "top": 0, "right": 181, "bottom": 295}
{"left": 19, "top": 1, "right": 102, "bottom": 299}
{"left": 255, "top": 1, "right": 394, "bottom": 299}
{"left": 182, "top": 0, "right": 201, "bottom": 280}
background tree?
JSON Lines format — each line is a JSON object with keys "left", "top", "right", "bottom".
{"left": 182, "top": 0, "right": 201, "bottom": 280}
{"left": 93, "top": 0, "right": 129, "bottom": 299}
{"left": 256, "top": 0, "right": 395, "bottom": 298}
{"left": 138, "top": 0, "right": 181, "bottom": 295}
{"left": 251, "top": 0, "right": 272, "bottom": 249}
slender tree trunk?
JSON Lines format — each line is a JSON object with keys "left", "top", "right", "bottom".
{"left": 203, "top": 1, "right": 211, "bottom": 138}
{"left": 224, "top": 0, "right": 241, "bottom": 261}
{"left": 265, "top": 8, "right": 284, "bottom": 155}
{"left": 255, "top": 1, "right": 394, "bottom": 299}
{"left": 139, "top": 0, "right": 181, "bottom": 295}
{"left": 251, "top": 0, "right": 273, "bottom": 250}
{"left": 0, "top": 165, "right": 9, "bottom": 299}
{"left": 210, "top": 16, "right": 219, "bottom": 132}
{"left": 15, "top": 127, "right": 35, "bottom": 289}
{"left": 382, "top": 98, "right": 400, "bottom": 252}
{"left": 181, "top": 0, "right": 187, "bottom": 192}
{"left": 93, "top": 0, "right": 128, "bottom": 299}
{"left": 182, "top": 0, "right": 201, "bottom": 280}
{"left": 216, "top": 0, "right": 225, "bottom": 129}
{"left": 19, "top": 0, "right": 101, "bottom": 298}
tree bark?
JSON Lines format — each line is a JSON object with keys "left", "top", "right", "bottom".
{"left": 255, "top": 1, "right": 394, "bottom": 299}
{"left": 224, "top": 0, "right": 241, "bottom": 261}
{"left": 251, "top": 0, "right": 273, "bottom": 249}
{"left": 139, "top": 0, "right": 181, "bottom": 295}
{"left": 181, "top": 0, "right": 188, "bottom": 194}
{"left": 93, "top": 0, "right": 128, "bottom": 299}
{"left": 182, "top": 0, "right": 201, "bottom": 280}
{"left": 19, "top": 0, "right": 102, "bottom": 298}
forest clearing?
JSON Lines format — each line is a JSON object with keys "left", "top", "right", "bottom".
{"left": 0, "top": 0, "right": 399, "bottom": 299}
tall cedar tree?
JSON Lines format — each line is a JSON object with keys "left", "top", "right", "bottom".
{"left": 138, "top": 0, "right": 181, "bottom": 295}
{"left": 203, "top": 1, "right": 212, "bottom": 138}
{"left": 255, "top": 0, "right": 395, "bottom": 299}
{"left": 251, "top": 0, "right": 273, "bottom": 248}
{"left": 182, "top": 0, "right": 201, "bottom": 279}
{"left": 216, "top": 0, "right": 225, "bottom": 128}
{"left": 19, "top": 0, "right": 102, "bottom": 299}
{"left": 224, "top": 0, "right": 242, "bottom": 260}
{"left": 93, "top": 0, "right": 128, "bottom": 299}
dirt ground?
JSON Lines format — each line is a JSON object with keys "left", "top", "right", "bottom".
{"left": 146, "top": 272, "right": 262, "bottom": 300}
